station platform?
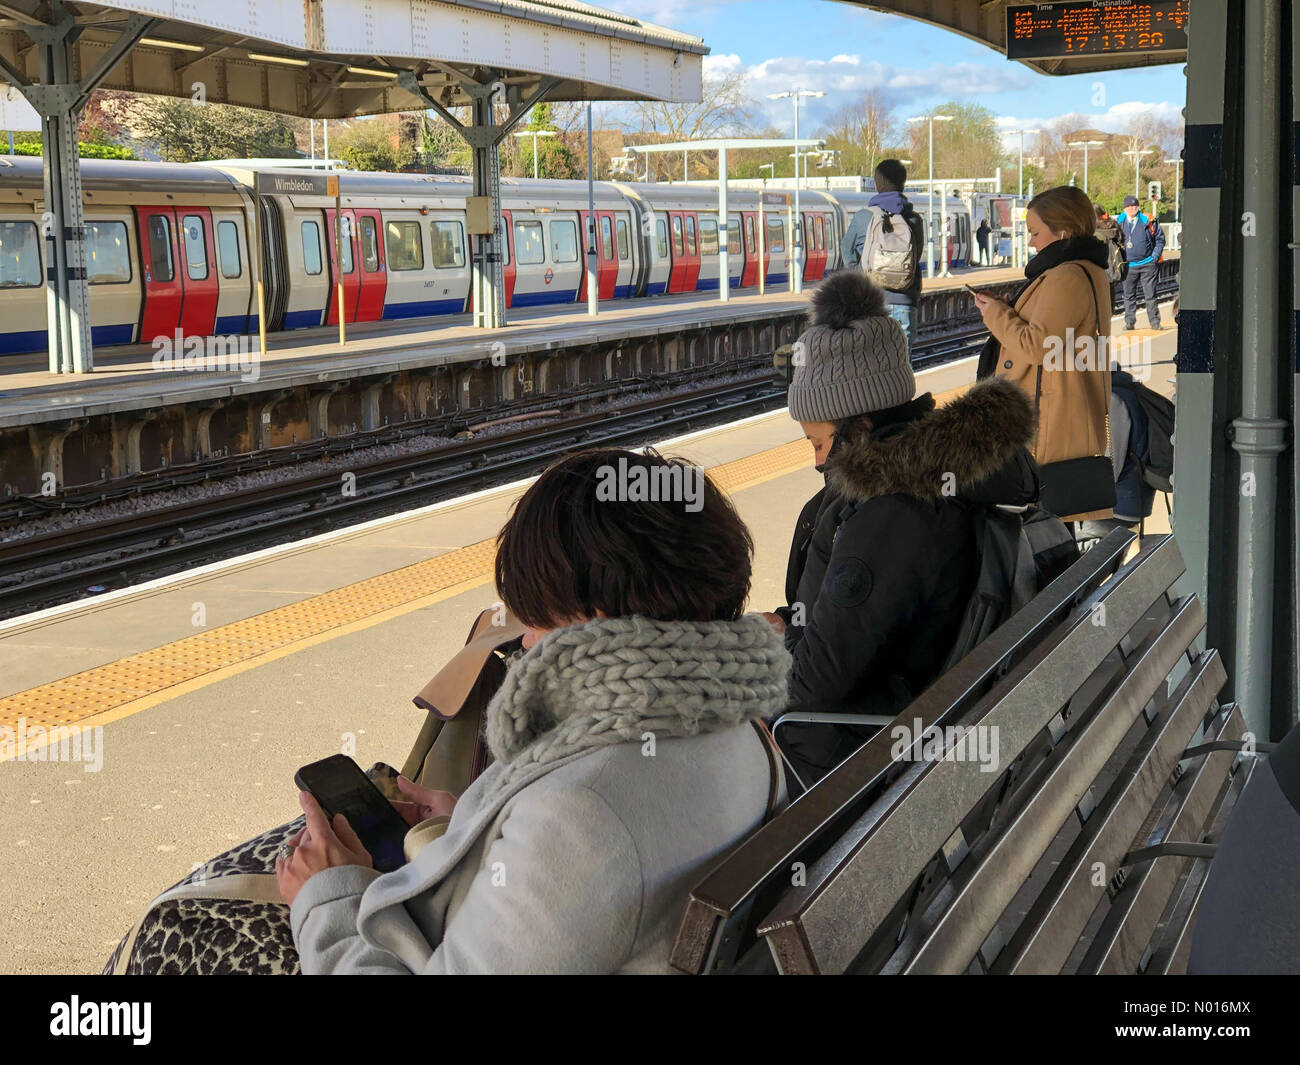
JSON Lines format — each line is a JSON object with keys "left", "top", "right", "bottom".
{"left": 0, "top": 264, "right": 1024, "bottom": 429}
{"left": 0, "top": 312, "right": 1177, "bottom": 974}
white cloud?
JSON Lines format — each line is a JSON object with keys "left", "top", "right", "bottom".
{"left": 994, "top": 100, "right": 1184, "bottom": 148}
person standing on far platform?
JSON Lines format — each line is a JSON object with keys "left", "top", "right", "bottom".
{"left": 1118, "top": 194, "right": 1166, "bottom": 330}
{"left": 975, "top": 218, "right": 991, "bottom": 267}
{"left": 843, "top": 159, "right": 924, "bottom": 349}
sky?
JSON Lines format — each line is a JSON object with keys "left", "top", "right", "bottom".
{"left": 612, "top": 0, "right": 1186, "bottom": 146}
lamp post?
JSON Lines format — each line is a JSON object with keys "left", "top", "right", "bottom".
{"left": 769, "top": 88, "right": 825, "bottom": 293}
{"left": 1008, "top": 127, "right": 1042, "bottom": 198}
{"left": 1124, "top": 148, "right": 1153, "bottom": 199}
{"left": 759, "top": 163, "right": 774, "bottom": 183}
{"left": 1164, "top": 155, "right": 1183, "bottom": 223}
{"left": 513, "top": 129, "right": 556, "bottom": 180}
{"left": 1068, "top": 139, "right": 1104, "bottom": 196}
{"left": 907, "top": 112, "right": 953, "bottom": 280}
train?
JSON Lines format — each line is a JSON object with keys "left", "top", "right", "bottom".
{"left": 0, "top": 156, "right": 973, "bottom": 356}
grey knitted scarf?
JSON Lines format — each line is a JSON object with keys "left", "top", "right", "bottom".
{"left": 483, "top": 615, "right": 790, "bottom": 796}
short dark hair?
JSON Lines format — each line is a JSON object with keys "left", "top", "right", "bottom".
{"left": 874, "top": 159, "right": 907, "bottom": 192}
{"left": 495, "top": 448, "right": 753, "bottom": 628}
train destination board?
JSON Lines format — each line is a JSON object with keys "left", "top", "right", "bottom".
{"left": 1006, "top": 1, "right": 1189, "bottom": 61}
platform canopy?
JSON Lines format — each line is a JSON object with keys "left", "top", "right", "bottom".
{"left": 0, "top": 0, "right": 707, "bottom": 116}
{"left": 849, "top": 1, "right": 1187, "bottom": 76}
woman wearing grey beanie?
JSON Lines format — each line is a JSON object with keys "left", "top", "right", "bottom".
{"left": 771, "top": 270, "right": 1040, "bottom": 788}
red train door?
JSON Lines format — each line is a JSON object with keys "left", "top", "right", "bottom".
{"left": 175, "top": 208, "right": 219, "bottom": 335}
{"left": 136, "top": 208, "right": 183, "bottom": 343}
{"left": 667, "top": 212, "right": 688, "bottom": 294}
{"left": 741, "top": 212, "right": 758, "bottom": 288}
{"left": 325, "top": 208, "right": 361, "bottom": 325}
{"left": 502, "top": 209, "right": 516, "bottom": 309}
{"left": 354, "top": 209, "right": 387, "bottom": 322}
{"left": 684, "top": 213, "right": 701, "bottom": 290}
{"left": 597, "top": 211, "right": 618, "bottom": 299}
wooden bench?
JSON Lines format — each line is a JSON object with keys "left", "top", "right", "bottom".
{"left": 671, "top": 530, "right": 1266, "bottom": 974}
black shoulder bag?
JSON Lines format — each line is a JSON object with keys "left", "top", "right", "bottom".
{"left": 1036, "top": 264, "right": 1116, "bottom": 518}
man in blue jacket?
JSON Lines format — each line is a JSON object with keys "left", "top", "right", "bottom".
{"left": 1118, "top": 194, "right": 1166, "bottom": 330}
{"left": 841, "top": 159, "right": 924, "bottom": 346}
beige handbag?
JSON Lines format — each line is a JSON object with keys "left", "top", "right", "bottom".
{"left": 400, "top": 607, "right": 525, "bottom": 794}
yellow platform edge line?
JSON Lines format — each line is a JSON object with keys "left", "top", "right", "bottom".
{"left": 0, "top": 435, "right": 813, "bottom": 750}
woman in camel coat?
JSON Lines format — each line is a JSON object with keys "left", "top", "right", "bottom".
{"left": 975, "top": 185, "right": 1113, "bottom": 521}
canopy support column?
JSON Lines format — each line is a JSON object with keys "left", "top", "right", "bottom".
{"left": 6, "top": 3, "right": 154, "bottom": 373}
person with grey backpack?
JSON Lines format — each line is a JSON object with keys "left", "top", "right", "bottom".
{"left": 844, "top": 159, "right": 925, "bottom": 348}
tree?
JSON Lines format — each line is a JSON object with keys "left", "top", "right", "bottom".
{"left": 512, "top": 102, "right": 578, "bottom": 179}
{"left": 334, "top": 115, "right": 414, "bottom": 171}
{"left": 127, "top": 96, "right": 299, "bottom": 162}
{"left": 419, "top": 114, "right": 471, "bottom": 173}
{"left": 624, "top": 72, "right": 759, "bottom": 181}
{"left": 907, "top": 101, "right": 1003, "bottom": 181}
{"left": 819, "top": 89, "right": 897, "bottom": 177}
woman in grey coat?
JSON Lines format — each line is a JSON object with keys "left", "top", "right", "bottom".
{"left": 276, "top": 448, "right": 790, "bottom": 974}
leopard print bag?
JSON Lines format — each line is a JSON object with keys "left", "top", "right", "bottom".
{"left": 104, "top": 817, "right": 304, "bottom": 975}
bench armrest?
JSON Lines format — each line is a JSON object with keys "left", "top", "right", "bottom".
{"left": 769, "top": 712, "right": 897, "bottom": 793}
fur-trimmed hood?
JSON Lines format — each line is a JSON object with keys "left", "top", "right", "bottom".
{"left": 825, "top": 376, "right": 1038, "bottom": 505}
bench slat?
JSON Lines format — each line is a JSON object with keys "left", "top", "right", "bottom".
{"left": 998, "top": 652, "right": 1227, "bottom": 973}
{"left": 759, "top": 535, "right": 1186, "bottom": 975}
{"left": 668, "top": 527, "right": 1137, "bottom": 974}
{"left": 901, "top": 594, "right": 1208, "bottom": 974}
{"left": 1081, "top": 703, "right": 1246, "bottom": 974}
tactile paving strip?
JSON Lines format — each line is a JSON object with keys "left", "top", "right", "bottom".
{"left": 0, "top": 438, "right": 813, "bottom": 742}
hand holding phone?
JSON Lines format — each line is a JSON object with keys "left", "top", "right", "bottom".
{"left": 294, "top": 754, "right": 412, "bottom": 872}
{"left": 963, "top": 284, "right": 978, "bottom": 297}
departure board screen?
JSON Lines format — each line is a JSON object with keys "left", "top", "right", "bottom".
{"left": 1006, "top": 1, "right": 1189, "bottom": 61}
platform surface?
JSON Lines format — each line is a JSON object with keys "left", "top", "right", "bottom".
{"left": 0, "top": 308, "right": 1177, "bottom": 974}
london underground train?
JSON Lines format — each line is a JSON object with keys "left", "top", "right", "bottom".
{"left": 0, "top": 156, "right": 970, "bottom": 355}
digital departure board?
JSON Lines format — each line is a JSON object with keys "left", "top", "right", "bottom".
{"left": 1006, "top": 1, "right": 1189, "bottom": 61}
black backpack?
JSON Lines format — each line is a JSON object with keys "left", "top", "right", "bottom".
{"left": 1112, "top": 370, "right": 1175, "bottom": 492}
{"left": 940, "top": 504, "right": 1078, "bottom": 673}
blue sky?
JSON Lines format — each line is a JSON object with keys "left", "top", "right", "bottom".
{"left": 614, "top": 0, "right": 1186, "bottom": 143}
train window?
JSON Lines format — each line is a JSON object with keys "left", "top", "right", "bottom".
{"left": 182, "top": 215, "right": 208, "bottom": 280}
{"left": 600, "top": 216, "right": 614, "bottom": 261}
{"left": 360, "top": 216, "right": 380, "bottom": 272}
{"left": 685, "top": 215, "right": 697, "bottom": 256}
{"left": 432, "top": 221, "right": 466, "bottom": 269}
{"left": 671, "top": 216, "right": 683, "bottom": 257}
{"left": 744, "top": 215, "right": 755, "bottom": 254}
{"left": 814, "top": 216, "right": 825, "bottom": 251}
{"left": 500, "top": 218, "right": 510, "bottom": 266}
{"left": 656, "top": 218, "right": 668, "bottom": 258}
{"left": 616, "top": 217, "right": 630, "bottom": 261}
{"left": 514, "top": 220, "right": 544, "bottom": 265}
{"left": 147, "top": 214, "right": 174, "bottom": 283}
{"left": 0, "top": 220, "right": 40, "bottom": 287}
{"left": 301, "top": 220, "right": 323, "bottom": 276}
{"left": 698, "top": 217, "right": 719, "bottom": 257}
{"left": 334, "top": 218, "right": 355, "bottom": 274}
{"left": 765, "top": 214, "right": 784, "bottom": 254}
{"left": 727, "top": 215, "right": 741, "bottom": 256}
{"left": 216, "top": 220, "right": 241, "bottom": 279}
{"left": 84, "top": 221, "right": 131, "bottom": 284}
{"left": 385, "top": 220, "right": 423, "bottom": 271}
{"left": 549, "top": 219, "right": 578, "bottom": 264}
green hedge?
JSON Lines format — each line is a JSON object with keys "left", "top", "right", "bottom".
{"left": 10, "top": 141, "right": 134, "bottom": 159}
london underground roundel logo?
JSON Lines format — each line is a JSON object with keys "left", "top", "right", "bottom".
{"left": 544, "top": 268, "right": 554, "bottom": 285}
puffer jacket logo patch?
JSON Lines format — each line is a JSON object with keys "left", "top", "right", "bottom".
{"left": 826, "top": 557, "right": 874, "bottom": 608}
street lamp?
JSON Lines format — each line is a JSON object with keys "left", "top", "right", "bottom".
{"left": 1123, "top": 148, "right": 1153, "bottom": 199}
{"left": 1164, "top": 155, "right": 1183, "bottom": 223}
{"left": 1008, "top": 127, "right": 1042, "bottom": 198}
{"left": 1067, "top": 139, "right": 1104, "bottom": 196}
{"left": 907, "top": 112, "right": 954, "bottom": 280}
{"left": 759, "top": 163, "right": 774, "bottom": 184}
{"left": 769, "top": 88, "right": 825, "bottom": 293}
{"left": 513, "top": 129, "right": 556, "bottom": 180}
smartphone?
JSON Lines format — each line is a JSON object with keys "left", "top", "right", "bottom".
{"left": 294, "top": 754, "right": 410, "bottom": 872}
{"left": 963, "top": 284, "right": 979, "bottom": 297}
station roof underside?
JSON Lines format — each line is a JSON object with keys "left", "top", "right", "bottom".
{"left": 0, "top": 0, "right": 707, "bottom": 117}
{"left": 848, "top": 1, "right": 1186, "bottom": 76}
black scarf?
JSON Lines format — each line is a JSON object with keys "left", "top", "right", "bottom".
{"left": 976, "top": 236, "right": 1110, "bottom": 380}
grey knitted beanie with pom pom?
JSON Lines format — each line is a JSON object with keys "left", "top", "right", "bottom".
{"left": 787, "top": 271, "right": 914, "bottom": 422}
